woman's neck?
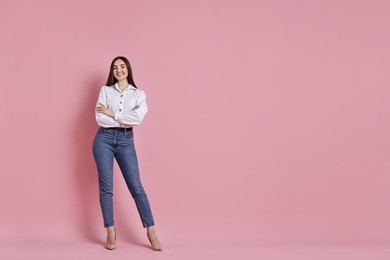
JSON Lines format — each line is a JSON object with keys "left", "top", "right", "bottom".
{"left": 117, "top": 80, "right": 129, "bottom": 91}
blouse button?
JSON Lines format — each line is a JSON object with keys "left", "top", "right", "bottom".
{"left": 119, "top": 109, "right": 122, "bottom": 112}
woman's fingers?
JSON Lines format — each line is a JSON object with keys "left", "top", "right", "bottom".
{"left": 96, "top": 105, "right": 106, "bottom": 113}
{"left": 96, "top": 103, "right": 107, "bottom": 112}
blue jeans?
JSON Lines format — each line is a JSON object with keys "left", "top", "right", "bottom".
{"left": 92, "top": 127, "right": 155, "bottom": 228}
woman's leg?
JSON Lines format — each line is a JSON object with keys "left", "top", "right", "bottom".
{"left": 115, "top": 131, "right": 155, "bottom": 227}
{"left": 93, "top": 129, "right": 115, "bottom": 228}
{"left": 115, "top": 131, "right": 162, "bottom": 250}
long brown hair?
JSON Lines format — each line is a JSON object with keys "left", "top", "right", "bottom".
{"left": 106, "top": 56, "right": 137, "bottom": 88}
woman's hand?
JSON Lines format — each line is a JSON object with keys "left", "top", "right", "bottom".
{"left": 96, "top": 103, "right": 115, "bottom": 118}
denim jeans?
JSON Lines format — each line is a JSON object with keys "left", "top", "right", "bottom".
{"left": 92, "top": 127, "right": 155, "bottom": 228}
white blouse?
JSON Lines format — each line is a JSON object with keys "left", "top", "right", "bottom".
{"left": 95, "top": 83, "right": 148, "bottom": 128}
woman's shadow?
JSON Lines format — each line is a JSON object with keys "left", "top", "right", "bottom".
{"left": 73, "top": 78, "right": 147, "bottom": 247}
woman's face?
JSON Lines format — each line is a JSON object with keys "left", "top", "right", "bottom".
{"left": 113, "top": 59, "right": 128, "bottom": 82}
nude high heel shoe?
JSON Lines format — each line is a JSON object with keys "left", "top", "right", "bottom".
{"left": 147, "top": 231, "right": 162, "bottom": 251}
{"left": 105, "top": 228, "right": 116, "bottom": 250}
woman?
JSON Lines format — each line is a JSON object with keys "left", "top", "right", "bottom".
{"left": 92, "top": 56, "right": 162, "bottom": 251}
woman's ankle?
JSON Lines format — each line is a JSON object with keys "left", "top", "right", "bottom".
{"left": 107, "top": 226, "right": 115, "bottom": 233}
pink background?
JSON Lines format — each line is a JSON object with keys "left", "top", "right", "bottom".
{"left": 1, "top": 0, "right": 390, "bottom": 259}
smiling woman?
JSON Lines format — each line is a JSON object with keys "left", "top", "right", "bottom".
{"left": 92, "top": 56, "right": 162, "bottom": 251}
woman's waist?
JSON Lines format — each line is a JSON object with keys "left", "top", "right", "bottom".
{"left": 99, "top": 127, "right": 133, "bottom": 132}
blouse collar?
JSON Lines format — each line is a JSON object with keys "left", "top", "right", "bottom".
{"left": 114, "top": 82, "right": 136, "bottom": 92}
